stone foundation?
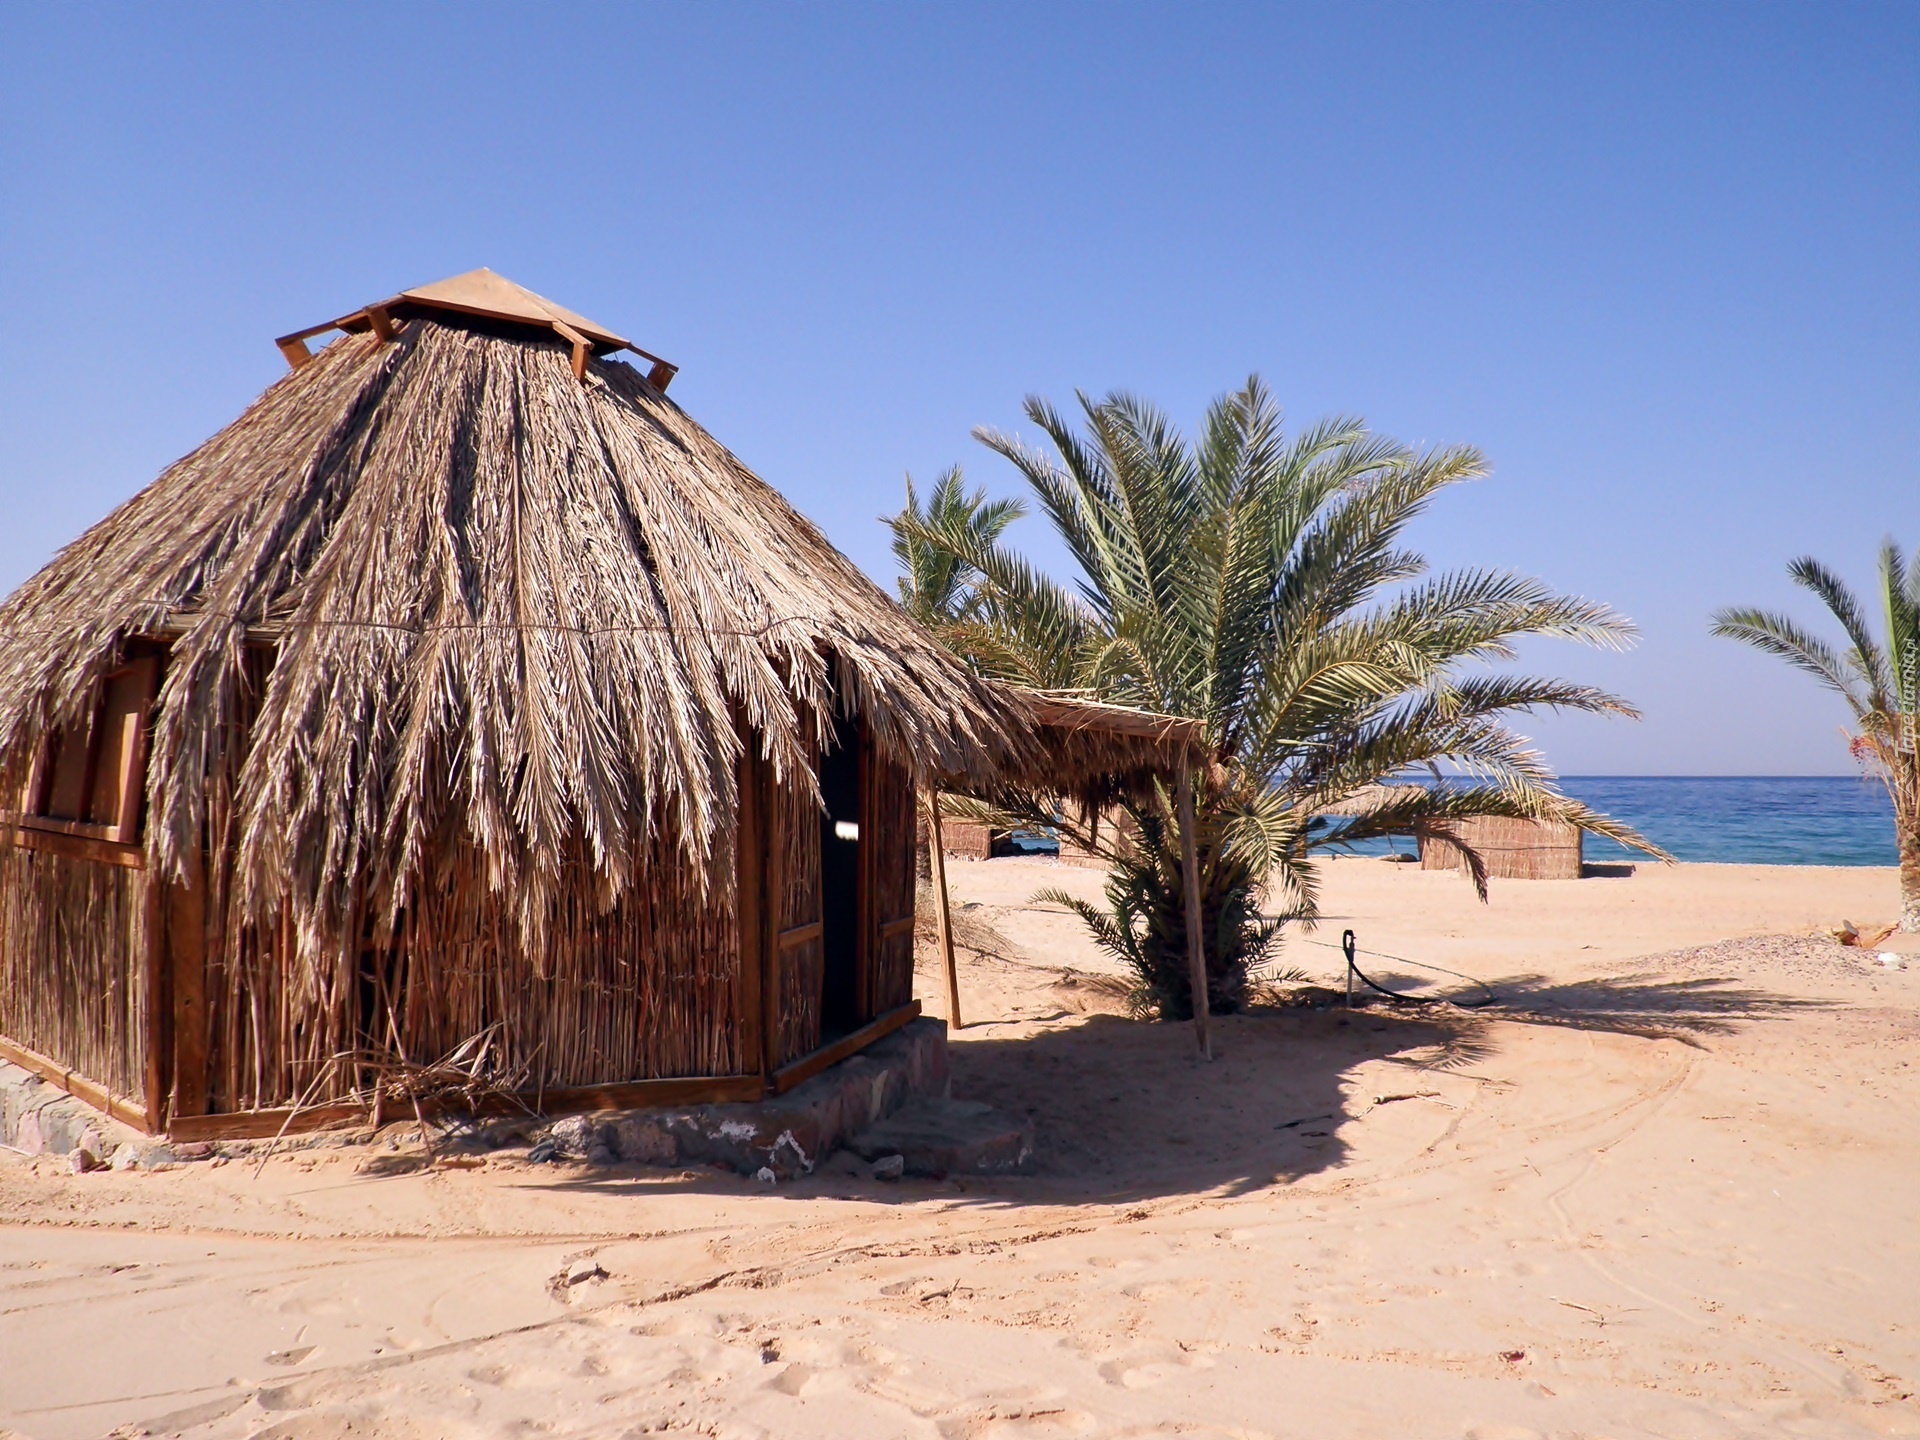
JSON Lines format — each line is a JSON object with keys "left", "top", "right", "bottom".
{"left": 539, "top": 1017, "right": 950, "bottom": 1180}
{"left": 3, "top": 1019, "right": 955, "bottom": 1182}
{"left": 0, "top": 1061, "right": 166, "bottom": 1169}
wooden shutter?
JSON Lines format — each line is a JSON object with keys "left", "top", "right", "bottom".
{"left": 90, "top": 657, "right": 160, "bottom": 841}
{"left": 17, "top": 653, "right": 161, "bottom": 849}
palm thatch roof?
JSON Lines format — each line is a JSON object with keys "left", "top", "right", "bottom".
{"left": 0, "top": 273, "right": 1191, "bottom": 959}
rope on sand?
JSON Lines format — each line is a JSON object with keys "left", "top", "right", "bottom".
{"left": 1295, "top": 930, "right": 1499, "bottom": 1009}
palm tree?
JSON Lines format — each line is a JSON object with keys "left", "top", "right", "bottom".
{"left": 896, "top": 378, "right": 1658, "bottom": 1019}
{"left": 885, "top": 466, "right": 1024, "bottom": 630}
{"left": 1712, "top": 546, "right": 1920, "bottom": 930}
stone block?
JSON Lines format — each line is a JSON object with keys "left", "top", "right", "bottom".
{"left": 848, "top": 1097, "right": 1035, "bottom": 1177}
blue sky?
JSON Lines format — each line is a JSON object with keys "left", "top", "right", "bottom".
{"left": 1, "top": 5, "right": 1913, "bottom": 775}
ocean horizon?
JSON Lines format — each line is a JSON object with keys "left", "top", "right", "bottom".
{"left": 1344, "top": 775, "right": 1896, "bottom": 868}
{"left": 1564, "top": 775, "right": 1895, "bottom": 868}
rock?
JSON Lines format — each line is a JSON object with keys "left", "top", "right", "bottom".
{"left": 547, "top": 1114, "right": 603, "bottom": 1159}
{"left": 585, "top": 1144, "right": 616, "bottom": 1166}
{"left": 754, "top": 1167, "right": 778, "bottom": 1184}
{"left": 526, "top": 1139, "right": 559, "bottom": 1164}
{"left": 173, "top": 1141, "right": 216, "bottom": 1162}
{"left": 69, "top": 1148, "right": 102, "bottom": 1174}
{"left": 110, "top": 1141, "right": 176, "bottom": 1172}
{"left": 869, "top": 1154, "right": 905, "bottom": 1181}
{"left": 609, "top": 1115, "right": 677, "bottom": 1165}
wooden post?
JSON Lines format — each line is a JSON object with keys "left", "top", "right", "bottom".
{"left": 168, "top": 845, "right": 210, "bottom": 1119}
{"left": 923, "top": 792, "right": 962, "bottom": 1031}
{"left": 1175, "top": 756, "right": 1211, "bottom": 1061}
{"left": 734, "top": 734, "right": 765, "bottom": 1083}
{"left": 761, "top": 770, "right": 787, "bottom": 1087}
{"left": 142, "top": 870, "right": 171, "bottom": 1133}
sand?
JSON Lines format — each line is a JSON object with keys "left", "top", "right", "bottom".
{"left": 3, "top": 857, "right": 1918, "bottom": 1439}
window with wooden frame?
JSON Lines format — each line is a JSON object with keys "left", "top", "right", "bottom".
{"left": 10, "top": 650, "right": 163, "bottom": 860}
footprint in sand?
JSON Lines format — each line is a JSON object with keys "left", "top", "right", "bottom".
{"left": 764, "top": 1361, "right": 817, "bottom": 1395}
{"left": 938, "top": 1406, "right": 1099, "bottom": 1438}
{"left": 1096, "top": 1346, "right": 1218, "bottom": 1390}
{"left": 248, "top": 1412, "right": 483, "bottom": 1440}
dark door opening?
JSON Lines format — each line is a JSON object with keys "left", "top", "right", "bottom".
{"left": 817, "top": 711, "right": 863, "bottom": 1040}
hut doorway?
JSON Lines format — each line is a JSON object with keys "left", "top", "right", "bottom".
{"left": 817, "top": 711, "right": 864, "bottom": 1041}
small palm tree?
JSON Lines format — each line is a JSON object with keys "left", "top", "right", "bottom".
{"left": 896, "top": 378, "right": 1658, "bottom": 1018}
{"left": 885, "top": 467, "right": 1024, "bottom": 630}
{"left": 1712, "top": 545, "right": 1920, "bottom": 930}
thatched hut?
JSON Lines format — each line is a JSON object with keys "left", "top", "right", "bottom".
{"left": 0, "top": 270, "right": 1192, "bottom": 1139}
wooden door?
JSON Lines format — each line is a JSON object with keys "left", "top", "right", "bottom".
{"left": 862, "top": 732, "right": 917, "bottom": 1019}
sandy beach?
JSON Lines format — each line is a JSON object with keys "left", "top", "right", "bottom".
{"left": 4, "top": 855, "right": 1918, "bottom": 1440}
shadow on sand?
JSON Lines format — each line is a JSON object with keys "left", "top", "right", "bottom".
{"left": 523, "top": 966, "right": 1828, "bottom": 1208}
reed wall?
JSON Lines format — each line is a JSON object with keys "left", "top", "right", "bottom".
{"left": 0, "top": 845, "right": 151, "bottom": 1104}
{"left": 196, "top": 839, "right": 745, "bottom": 1113}
{"left": 1420, "top": 817, "right": 1584, "bottom": 881}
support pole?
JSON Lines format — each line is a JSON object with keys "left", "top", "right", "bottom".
{"left": 1175, "top": 755, "right": 1211, "bottom": 1060}
{"left": 923, "top": 791, "right": 963, "bottom": 1031}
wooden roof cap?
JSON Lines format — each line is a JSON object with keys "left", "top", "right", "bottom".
{"left": 272, "top": 268, "right": 678, "bottom": 390}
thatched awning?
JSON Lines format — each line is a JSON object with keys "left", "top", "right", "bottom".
{"left": 1014, "top": 689, "right": 1202, "bottom": 804}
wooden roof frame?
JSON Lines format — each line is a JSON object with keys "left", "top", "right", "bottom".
{"left": 273, "top": 269, "right": 680, "bottom": 392}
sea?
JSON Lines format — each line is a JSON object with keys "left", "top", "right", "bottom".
{"left": 1347, "top": 777, "right": 1897, "bottom": 868}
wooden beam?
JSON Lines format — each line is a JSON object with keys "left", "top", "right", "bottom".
{"left": 163, "top": 1072, "right": 768, "bottom": 1142}
{"left": 777, "top": 920, "right": 823, "bottom": 950}
{"left": 2, "top": 821, "right": 144, "bottom": 869}
{"left": 0, "top": 1035, "right": 154, "bottom": 1134}
{"left": 771, "top": 1001, "right": 921, "bottom": 1095}
{"left": 1175, "top": 756, "right": 1211, "bottom": 1061}
{"left": 276, "top": 338, "right": 313, "bottom": 371}
{"left": 646, "top": 360, "right": 678, "bottom": 393}
{"left": 923, "top": 793, "right": 963, "bottom": 1031}
{"left": 534, "top": 1074, "right": 766, "bottom": 1112}
{"left": 879, "top": 916, "right": 915, "bottom": 941}
{"left": 553, "top": 320, "right": 592, "bottom": 382}
{"left": 365, "top": 304, "right": 397, "bottom": 343}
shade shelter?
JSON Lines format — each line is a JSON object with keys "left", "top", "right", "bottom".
{"left": 0, "top": 272, "right": 1195, "bottom": 1139}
